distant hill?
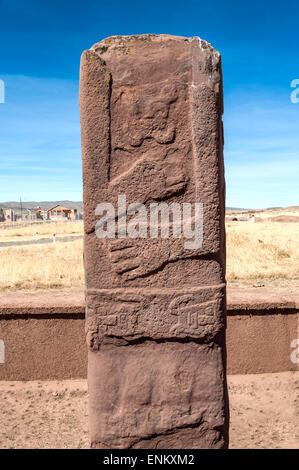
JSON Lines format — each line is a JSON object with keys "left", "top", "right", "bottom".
{"left": 226, "top": 207, "right": 248, "bottom": 211}
{"left": 227, "top": 206, "right": 299, "bottom": 213}
{"left": 1, "top": 202, "right": 297, "bottom": 213}
{"left": 1, "top": 201, "right": 245, "bottom": 211}
{"left": 0, "top": 201, "right": 83, "bottom": 212}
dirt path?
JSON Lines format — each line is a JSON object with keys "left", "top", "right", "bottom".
{"left": 0, "top": 371, "right": 298, "bottom": 449}
{"left": 228, "top": 371, "right": 299, "bottom": 448}
{"left": 0, "top": 235, "right": 83, "bottom": 247}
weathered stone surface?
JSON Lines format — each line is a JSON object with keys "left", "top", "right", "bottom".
{"left": 80, "top": 34, "right": 228, "bottom": 448}
{"left": 88, "top": 342, "right": 226, "bottom": 449}
{"left": 86, "top": 286, "right": 225, "bottom": 344}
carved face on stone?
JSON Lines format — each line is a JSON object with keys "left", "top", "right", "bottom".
{"left": 110, "top": 83, "right": 189, "bottom": 183}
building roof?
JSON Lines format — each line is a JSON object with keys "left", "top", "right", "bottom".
{"left": 47, "top": 205, "right": 72, "bottom": 212}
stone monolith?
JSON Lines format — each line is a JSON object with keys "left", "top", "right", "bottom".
{"left": 79, "top": 34, "right": 228, "bottom": 449}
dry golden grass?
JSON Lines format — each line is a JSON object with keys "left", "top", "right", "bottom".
{"left": 0, "top": 240, "right": 84, "bottom": 291}
{"left": 226, "top": 220, "right": 299, "bottom": 282}
{"left": 0, "top": 209, "right": 298, "bottom": 291}
{"left": 256, "top": 209, "right": 299, "bottom": 220}
{"left": 0, "top": 221, "right": 83, "bottom": 242}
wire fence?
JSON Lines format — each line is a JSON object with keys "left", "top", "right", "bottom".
{"left": 0, "top": 219, "right": 82, "bottom": 230}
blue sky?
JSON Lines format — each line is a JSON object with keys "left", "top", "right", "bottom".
{"left": 0, "top": 0, "right": 298, "bottom": 208}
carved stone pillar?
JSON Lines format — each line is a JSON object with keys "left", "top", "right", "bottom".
{"left": 79, "top": 34, "right": 228, "bottom": 449}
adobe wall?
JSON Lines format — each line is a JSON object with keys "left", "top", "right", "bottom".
{"left": 0, "top": 289, "right": 297, "bottom": 380}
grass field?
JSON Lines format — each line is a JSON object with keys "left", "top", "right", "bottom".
{"left": 226, "top": 219, "right": 299, "bottom": 282}
{"left": 0, "top": 209, "right": 298, "bottom": 291}
{"left": 0, "top": 221, "right": 83, "bottom": 242}
{"left": 0, "top": 240, "right": 84, "bottom": 290}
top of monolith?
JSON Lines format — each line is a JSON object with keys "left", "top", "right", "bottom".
{"left": 90, "top": 33, "right": 220, "bottom": 58}
{"left": 84, "top": 34, "right": 221, "bottom": 91}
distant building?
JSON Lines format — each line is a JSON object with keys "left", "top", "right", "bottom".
{"left": 1, "top": 205, "right": 81, "bottom": 223}
{"left": 3, "top": 209, "right": 15, "bottom": 221}
{"left": 24, "top": 209, "right": 36, "bottom": 221}
{"left": 34, "top": 207, "right": 48, "bottom": 220}
{"left": 47, "top": 205, "right": 78, "bottom": 220}
{"left": 0, "top": 209, "right": 18, "bottom": 223}
{"left": 34, "top": 205, "right": 79, "bottom": 221}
